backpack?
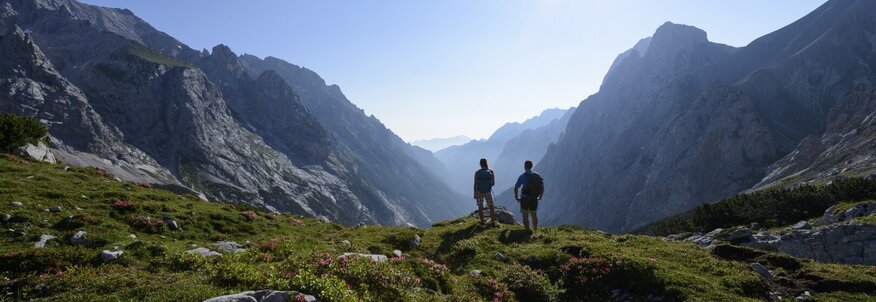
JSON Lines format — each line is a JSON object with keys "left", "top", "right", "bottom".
{"left": 475, "top": 169, "right": 494, "bottom": 193}
{"left": 522, "top": 173, "right": 544, "bottom": 197}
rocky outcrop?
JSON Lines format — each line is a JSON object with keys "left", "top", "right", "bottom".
{"left": 203, "top": 290, "right": 318, "bottom": 302}
{"left": 742, "top": 222, "right": 876, "bottom": 265}
{"left": 469, "top": 206, "right": 518, "bottom": 225}
{"left": 756, "top": 89, "right": 876, "bottom": 189}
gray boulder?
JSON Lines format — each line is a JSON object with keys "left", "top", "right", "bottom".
{"left": 101, "top": 250, "right": 123, "bottom": 263}
{"left": 49, "top": 206, "right": 62, "bottom": 213}
{"left": 15, "top": 143, "right": 56, "bottom": 164}
{"left": 495, "top": 252, "right": 508, "bottom": 261}
{"left": 750, "top": 263, "right": 773, "bottom": 280}
{"left": 791, "top": 220, "right": 811, "bottom": 230}
{"left": 469, "top": 206, "right": 518, "bottom": 224}
{"left": 9, "top": 201, "right": 22, "bottom": 207}
{"left": 165, "top": 219, "right": 180, "bottom": 230}
{"left": 742, "top": 222, "right": 876, "bottom": 265}
{"left": 392, "top": 249, "right": 403, "bottom": 258}
{"left": 722, "top": 227, "right": 752, "bottom": 241}
{"left": 214, "top": 241, "right": 246, "bottom": 253}
{"left": 1, "top": 213, "right": 10, "bottom": 223}
{"left": 187, "top": 247, "right": 222, "bottom": 257}
{"left": 70, "top": 230, "right": 88, "bottom": 245}
{"left": 409, "top": 234, "right": 421, "bottom": 249}
{"left": 203, "top": 290, "right": 318, "bottom": 302}
{"left": 34, "top": 234, "right": 56, "bottom": 248}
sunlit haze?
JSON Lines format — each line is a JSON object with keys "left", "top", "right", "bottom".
{"left": 82, "top": 0, "right": 826, "bottom": 141}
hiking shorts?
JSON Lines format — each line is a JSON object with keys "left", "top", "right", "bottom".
{"left": 520, "top": 197, "right": 538, "bottom": 214}
{"left": 475, "top": 191, "right": 494, "bottom": 208}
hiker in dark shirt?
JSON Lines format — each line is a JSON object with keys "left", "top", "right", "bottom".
{"left": 514, "top": 160, "right": 543, "bottom": 232}
{"left": 473, "top": 158, "right": 497, "bottom": 226}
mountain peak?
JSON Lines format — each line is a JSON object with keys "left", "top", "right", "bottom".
{"left": 647, "top": 21, "right": 708, "bottom": 58}
{"left": 210, "top": 44, "right": 236, "bottom": 59}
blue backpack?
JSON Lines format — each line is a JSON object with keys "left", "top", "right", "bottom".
{"left": 475, "top": 169, "right": 495, "bottom": 193}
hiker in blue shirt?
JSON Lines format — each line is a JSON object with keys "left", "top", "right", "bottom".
{"left": 514, "top": 160, "right": 544, "bottom": 232}
{"left": 473, "top": 158, "right": 497, "bottom": 226}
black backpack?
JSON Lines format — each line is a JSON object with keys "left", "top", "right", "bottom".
{"left": 475, "top": 169, "right": 494, "bottom": 193}
{"left": 522, "top": 173, "right": 544, "bottom": 197}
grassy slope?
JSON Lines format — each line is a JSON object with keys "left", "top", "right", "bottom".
{"left": 0, "top": 156, "right": 873, "bottom": 301}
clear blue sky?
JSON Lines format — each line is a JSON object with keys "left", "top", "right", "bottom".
{"left": 81, "top": 0, "right": 826, "bottom": 141}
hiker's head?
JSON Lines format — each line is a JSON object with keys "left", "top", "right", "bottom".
{"left": 479, "top": 158, "right": 488, "bottom": 169}
{"left": 524, "top": 160, "right": 533, "bottom": 170}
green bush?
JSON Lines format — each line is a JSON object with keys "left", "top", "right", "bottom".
{"left": 0, "top": 114, "right": 47, "bottom": 153}
{"left": 636, "top": 177, "right": 876, "bottom": 235}
{"left": 498, "top": 264, "right": 560, "bottom": 302}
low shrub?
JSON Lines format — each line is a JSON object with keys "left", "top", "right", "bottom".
{"left": 129, "top": 216, "right": 165, "bottom": 233}
{"left": 0, "top": 114, "right": 47, "bottom": 153}
{"left": 498, "top": 264, "right": 560, "bottom": 302}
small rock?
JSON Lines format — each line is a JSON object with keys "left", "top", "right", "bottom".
{"left": 356, "top": 222, "right": 366, "bottom": 227}
{"left": 338, "top": 240, "right": 351, "bottom": 247}
{"left": 469, "top": 269, "right": 482, "bottom": 277}
{"left": 342, "top": 253, "right": 388, "bottom": 262}
{"left": 213, "top": 241, "right": 246, "bottom": 253}
{"left": 750, "top": 262, "right": 773, "bottom": 280}
{"left": 750, "top": 222, "right": 762, "bottom": 230}
{"left": 101, "top": 250, "right": 123, "bottom": 263}
{"left": 9, "top": 201, "right": 22, "bottom": 207}
{"left": 128, "top": 234, "right": 137, "bottom": 239}
{"left": 1, "top": 213, "right": 10, "bottom": 223}
{"left": 75, "top": 207, "right": 83, "bottom": 211}
{"left": 791, "top": 220, "right": 811, "bottom": 230}
{"left": 392, "top": 250, "right": 403, "bottom": 258}
{"left": 165, "top": 219, "right": 180, "bottom": 230}
{"left": 34, "top": 234, "right": 56, "bottom": 248}
{"left": 49, "top": 206, "right": 62, "bottom": 213}
{"left": 495, "top": 252, "right": 508, "bottom": 261}
{"left": 70, "top": 230, "right": 89, "bottom": 245}
{"left": 187, "top": 247, "right": 222, "bottom": 257}
{"left": 409, "top": 234, "right": 422, "bottom": 249}
{"left": 705, "top": 228, "right": 724, "bottom": 237}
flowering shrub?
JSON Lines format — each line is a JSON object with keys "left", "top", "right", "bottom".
{"left": 407, "top": 258, "right": 451, "bottom": 293}
{"left": 471, "top": 276, "right": 513, "bottom": 302}
{"left": 129, "top": 215, "right": 165, "bottom": 233}
{"left": 113, "top": 200, "right": 132, "bottom": 210}
{"left": 241, "top": 211, "right": 257, "bottom": 221}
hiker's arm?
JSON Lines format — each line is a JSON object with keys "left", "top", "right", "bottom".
{"left": 514, "top": 186, "right": 520, "bottom": 201}
{"left": 473, "top": 172, "right": 477, "bottom": 198}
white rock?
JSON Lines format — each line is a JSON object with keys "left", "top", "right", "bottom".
{"left": 187, "top": 247, "right": 222, "bottom": 257}
{"left": 101, "top": 250, "right": 123, "bottom": 263}
{"left": 34, "top": 234, "right": 56, "bottom": 248}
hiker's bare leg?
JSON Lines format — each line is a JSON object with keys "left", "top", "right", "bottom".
{"left": 477, "top": 204, "right": 485, "bottom": 224}
{"left": 488, "top": 204, "right": 496, "bottom": 225}
{"left": 522, "top": 212, "right": 530, "bottom": 230}
{"left": 532, "top": 212, "right": 539, "bottom": 232}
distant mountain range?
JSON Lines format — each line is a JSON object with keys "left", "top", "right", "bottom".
{"left": 435, "top": 108, "right": 573, "bottom": 195}
{"left": 410, "top": 135, "right": 472, "bottom": 152}
{"left": 0, "top": 0, "right": 467, "bottom": 227}
{"left": 526, "top": 0, "right": 876, "bottom": 232}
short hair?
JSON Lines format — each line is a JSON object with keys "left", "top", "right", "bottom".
{"left": 524, "top": 160, "right": 533, "bottom": 169}
{"left": 479, "top": 158, "right": 488, "bottom": 168}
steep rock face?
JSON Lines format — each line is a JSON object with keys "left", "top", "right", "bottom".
{"left": 0, "top": 0, "right": 467, "bottom": 226}
{"left": 0, "top": 25, "right": 175, "bottom": 184}
{"left": 539, "top": 0, "right": 876, "bottom": 232}
{"left": 238, "top": 54, "right": 468, "bottom": 225}
{"left": 756, "top": 89, "right": 876, "bottom": 188}
{"left": 434, "top": 108, "right": 571, "bottom": 195}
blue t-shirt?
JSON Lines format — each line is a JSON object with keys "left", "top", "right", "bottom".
{"left": 515, "top": 170, "right": 534, "bottom": 195}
